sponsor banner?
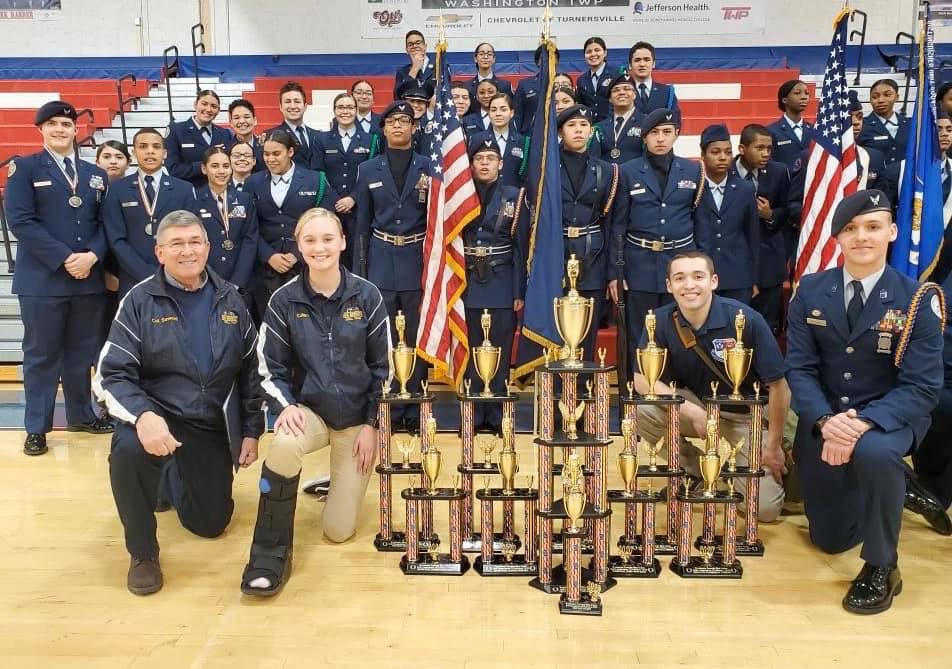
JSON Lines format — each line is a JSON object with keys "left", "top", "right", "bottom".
{"left": 0, "top": 0, "right": 61, "bottom": 20}
{"left": 361, "top": 1, "right": 766, "bottom": 39}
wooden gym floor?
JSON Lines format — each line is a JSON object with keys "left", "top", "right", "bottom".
{"left": 2, "top": 429, "right": 950, "bottom": 668}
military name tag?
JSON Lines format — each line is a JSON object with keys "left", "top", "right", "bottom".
{"left": 121, "top": 201, "right": 139, "bottom": 208}
{"left": 874, "top": 135, "right": 889, "bottom": 141}
{"left": 777, "top": 139, "right": 792, "bottom": 146}
{"left": 806, "top": 317, "right": 827, "bottom": 326}
{"left": 199, "top": 210, "right": 212, "bottom": 218}
{"left": 33, "top": 180, "right": 52, "bottom": 187}
{"left": 182, "top": 143, "right": 195, "bottom": 148}
{"left": 299, "top": 190, "right": 317, "bottom": 196}
{"left": 630, "top": 187, "right": 646, "bottom": 195}
{"left": 369, "top": 181, "right": 383, "bottom": 189}
{"left": 325, "top": 149, "right": 338, "bottom": 154}
{"left": 354, "top": 147, "right": 369, "bottom": 154}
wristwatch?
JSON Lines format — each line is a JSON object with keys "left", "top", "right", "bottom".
{"left": 814, "top": 414, "right": 832, "bottom": 436}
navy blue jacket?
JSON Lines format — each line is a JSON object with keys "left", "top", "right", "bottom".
{"left": 560, "top": 151, "right": 619, "bottom": 291}
{"left": 611, "top": 155, "right": 702, "bottom": 292}
{"left": 258, "top": 268, "right": 391, "bottom": 429}
{"left": 313, "top": 125, "right": 379, "bottom": 200}
{"left": 245, "top": 166, "right": 338, "bottom": 264}
{"left": 767, "top": 116, "right": 815, "bottom": 168}
{"left": 468, "top": 128, "right": 529, "bottom": 188}
{"left": 394, "top": 61, "right": 437, "bottom": 98}
{"left": 593, "top": 113, "right": 643, "bottom": 164}
{"left": 190, "top": 186, "right": 259, "bottom": 289}
{"left": 464, "top": 76, "right": 513, "bottom": 115}
{"left": 103, "top": 171, "right": 196, "bottom": 293}
{"left": 694, "top": 174, "right": 760, "bottom": 290}
{"left": 576, "top": 67, "right": 615, "bottom": 123}
{"left": 730, "top": 158, "right": 790, "bottom": 288}
{"left": 857, "top": 113, "right": 910, "bottom": 166}
{"left": 786, "top": 265, "right": 943, "bottom": 447}
{"left": 4, "top": 150, "right": 109, "bottom": 296}
{"left": 265, "top": 122, "right": 323, "bottom": 171}
{"left": 513, "top": 75, "right": 542, "bottom": 135}
{"left": 165, "top": 118, "right": 233, "bottom": 187}
{"left": 463, "top": 183, "right": 530, "bottom": 309}
{"left": 460, "top": 111, "right": 490, "bottom": 138}
{"left": 353, "top": 152, "right": 430, "bottom": 292}
{"left": 633, "top": 80, "right": 681, "bottom": 121}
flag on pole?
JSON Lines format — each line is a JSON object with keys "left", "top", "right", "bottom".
{"left": 416, "top": 41, "right": 478, "bottom": 387}
{"left": 892, "top": 13, "right": 944, "bottom": 280}
{"left": 793, "top": 8, "right": 858, "bottom": 282}
{"left": 513, "top": 37, "right": 565, "bottom": 378}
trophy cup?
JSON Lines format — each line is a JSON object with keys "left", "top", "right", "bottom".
{"left": 564, "top": 483, "right": 586, "bottom": 532}
{"left": 559, "top": 466, "right": 602, "bottom": 615}
{"left": 699, "top": 417, "right": 722, "bottom": 498}
{"left": 423, "top": 441, "right": 442, "bottom": 495}
{"left": 499, "top": 442, "right": 519, "bottom": 495}
{"left": 636, "top": 310, "right": 668, "bottom": 400}
{"left": 724, "top": 310, "right": 753, "bottom": 400}
{"left": 391, "top": 310, "right": 417, "bottom": 399}
{"left": 645, "top": 437, "right": 664, "bottom": 472}
{"left": 396, "top": 436, "right": 417, "bottom": 469}
{"left": 553, "top": 254, "right": 594, "bottom": 368}
{"left": 618, "top": 418, "right": 637, "bottom": 497}
{"left": 477, "top": 435, "right": 497, "bottom": 469}
{"left": 474, "top": 309, "right": 501, "bottom": 397}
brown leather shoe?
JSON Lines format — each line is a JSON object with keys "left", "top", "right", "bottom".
{"left": 127, "top": 556, "right": 163, "bottom": 595}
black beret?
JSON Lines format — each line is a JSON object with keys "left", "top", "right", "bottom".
{"left": 607, "top": 73, "right": 635, "bottom": 92}
{"left": 831, "top": 189, "right": 892, "bottom": 236}
{"left": 848, "top": 89, "right": 863, "bottom": 113}
{"left": 35, "top": 100, "right": 77, "bottom": 126}
{"left": 640, "top": 108, "right": 679, "bottom": 135}
{"left": 469, "top": 138, "right": 501, "bottom": 159}
{"left": 400, "top": 84, "right": 431, "bottom": 102}
{"left": 557, "top": 104, "right": 592, "bottom": 129}
{"left": 379, "top": 101, "right": 415, "bottom": 127}
{"left": 700, "top": 124, "right": 730, "bottom": 149}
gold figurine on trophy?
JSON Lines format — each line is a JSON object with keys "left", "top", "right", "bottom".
{"left": 636, "top": 310, "right": 668, "bottom": 399}
{"left": 396, "top": 436, "right": 417, "bottom": 469}
{"left": 478, "top": 434, "right": 497, "bottom": 468}
{"left": 645, "top": 436, "right": 665, "bottom": 472}
{"left": 724, "top": 309, "right": 754, "bottom": 400}
{"left": 422, "top": 418, "right": 441, "bottom": 494}
{"left": 390, "top": 311, "right": 417, "bottom": 399}
{"left": 559, "top": 399, "right": 586, "bottom": 440}
{"left": 474, "top": 309, "right": 502, "bottom": 397}
{"left": 553, "top": 254, "right": 595, "bottom": 367}
{"left": 699, "top": 417, "right": 722, "bottom": 498}
{"left": 498, "top": 416, "right": 518, "bottom": 495}
{"left": 618, "top": 418, "right": 638, "bottom": 497}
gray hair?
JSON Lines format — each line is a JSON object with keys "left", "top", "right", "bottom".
{"left": 155, "top": 210, "right": 208, "bottom": 243}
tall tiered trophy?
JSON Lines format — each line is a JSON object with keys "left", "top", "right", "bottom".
{"left": 374, "top": 311, "right": 436, "bottom": 552}
{"left": 457, "top": 310, "right": 520, "bottom": 553}
{"left": 530, "top": 256, "right": 616, "bottom": 600}
{"left": 559, "top": 457, "right": 602, "bottom": 615}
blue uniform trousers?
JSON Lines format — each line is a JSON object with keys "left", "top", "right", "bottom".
{"left": 464, "top": 306, "right": 516, "bottom": 431}
{"left": 20, "top": 294, "right": 106, "bottom": 433}
{"left": 109, "top": 418, "right": 234, "bottom": 560}
{"left": 752, "top": 284, "right": 783, "bottom": 333}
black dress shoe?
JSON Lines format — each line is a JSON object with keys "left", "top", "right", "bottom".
{"left": 154, "top": 499, "right": 172, "bottom": 513}
{"left": 904, "top": 474, "right": 952, "bottom": 535}
{"left": 23, "top": 433, "right": 47, "bottom": 456}
{"left": 843, "top": 563, "right": 902, "bottom": 614}
{"left": 67, "top": 417, "right": 115, "bottom": 434}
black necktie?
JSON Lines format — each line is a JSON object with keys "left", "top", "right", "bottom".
{"left": 296, "top": 126, "right": 308, "bottom": 148}
{"left": 63, "top": 156, "right": 75, "bottom": 181}
{"left": 638, "top": 83, "right": 649, "bottom": 107}
{"left": 144, "top": 174, "right": 156, "bottom": 202}
{"left": 847, "top": 280, "right": 864, "bottom": 331}
{"left": 615, "top": 116, "right": 625, "bottom": 134}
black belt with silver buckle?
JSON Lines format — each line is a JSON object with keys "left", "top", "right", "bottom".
{"left": 563, "top": 224, "right": 602, "bottom": 239}
{"left": 625, "top": 233, "right": 693, "bottom": 252}
{"left": 372, "top": 230, "right": 426, "bottom": 246}
{"left": 463, "top": 244, "right": 512, "bottom": 257}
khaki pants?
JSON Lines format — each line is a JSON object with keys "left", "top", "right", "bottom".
{"left": 265, "top": 406, "right": 371, "bottom": 543}
{"left": 637, "top": 388, "right": 785, "bottom": 522}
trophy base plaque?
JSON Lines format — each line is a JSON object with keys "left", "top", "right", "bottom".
{"left": 374, "top": 531, "right": 439, "bottom": 553}
{"left": 474, "top": 554, "right": 538, "bottom": 577}
{"left": 558, "top": 593, "right": 603, "bottom": 616}
{"left": 462, "top": 532, "right": 522, "bottom": 554}
{"left": 553, "top": 534, "right": 595, "bottom": 555}
{"left": 529, "top": 565, "right": 618, "bottom": 594}
{"left": 607, "top": 555, "right": 661, "bottom": 578}
{"left": 699, "top": 536, "right": 765, "bottom": 557}
{"left": 400, "top": 554, "right": 471, "bottom": 576}
{"left": 669, "top": 556, "right": 742, "bottom": 579}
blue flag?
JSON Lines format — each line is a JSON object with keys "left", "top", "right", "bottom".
{"left": 892, "top": 21, "right": 944, "bottom": 280}
{"left": 514, "top": 39, "right": 565, "bottom": 378}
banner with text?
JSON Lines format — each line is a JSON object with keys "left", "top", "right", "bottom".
{"left": 361, "top": 1, "right": 767, "bottom": 39}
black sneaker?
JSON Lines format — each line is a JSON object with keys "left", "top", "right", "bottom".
{"left": 302, "top": 475, "right": 331, "bottom": 499}
{"left": 67, "top": 417, "right": 114, "bottom": 434}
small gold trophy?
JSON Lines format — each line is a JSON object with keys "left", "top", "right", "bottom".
{"left": 478, "top": 435, "right": 497, "bottom": 468}
{"left": 699, "top": 417, "right": 722, "bottom": 498}
{"left": 501, "top": 540, "right": 517, "bottom": 563}
{"left": 473, "top": 309, "right": 501, "bottom": 397}
{"left": 380, "top": 378, "right": 391, "bottom": 398}
{"left": 618, "top": 543, "right": 634, "bottom": 565}
{"left": 724, "top": 309, "right": 754, "bottom": 400}
{"left": 626, "top": 380, "right": 635, "bottom": 399}
{"left": 422, "top": 418, "right": 441, "bottom": 494}
{"left": 565, "top": 482, "right": 586, "bottom": 531}
{"left": 699, "top": 545, "right": 715, "bottom": 565}
{"left": 391, "top": 311, "right": 417, "bottom": 399}
{"left": 618, "top": 418, "right": 638, "bottom": 497}
{"left": 499, "top": 416, "right": 518, "bottom": 494}
{"left": 397, "top": 436, "right": 416, "bottom": 469}
{"left": 558, "top": 400, "right": 586, "bottom": 440}
{"left": 636, "top": 310, "right": 668, "bottom": 400}
{"left": 723, "top": 437, "right": 745, "bottom": 473}
{"left": 645, "top": 436, "right": 664, "bottom": 472}
{"left": 553, "top": 254, "right": 594, "bottom": 368}
{"left": 427, "top": 537, "right": 441, "bottom": 563}
{"left": 585, "top": 581, "right": 601, "bottom": 603}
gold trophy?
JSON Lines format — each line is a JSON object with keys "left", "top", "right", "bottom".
{"left": 553, "top": 254, "right": 594, "bottom": 368}
{"left": 565, "top": 482, "right": 586, "bottom": 531}
{"left": 501, "top": 540, "right": 517, "bottom": 563}
{"left": 724, "top": 309, "right": 754, "bottom": 400}
{"left": 397, "top": 436, "right": 417, "bottom": 469}
{"left": 723, "top": 437, "right": 745, "bottom": 473}
{"left": 699, "top": 545, "right": 715, "bottom": 565}
{"left": 699, "top": 417, "right": 722, "bottom": 498}
{"left": 478, "top": 434, "right": 497, "bottom": 468}
{"left": 422, "top": 418, "right": 441, "bottom": 494}
{"left": 427, "top": 537, "right": 441, "bottom": 563}
{"left": 636, "top": 310, "right": 668, "bottom": 400}
{"left": 391, "top": 311, "right": 417, "bottom": 399}
{"left": 618, "top": 543, "right": 634, "bottom": 565}
{"left": 499, "top": 447, "right": 519, "bottom": 495}
{"left": 618, "top": 418, "right": 638, "bottom": 497}
{"left": 559, "top": 400, "right": 586, "bottom": 440}
{"left": 597, "top": 347, "right": 607, "bottom": 367}
{"left": 473, "top": 309, "right": 501, "bottom": 397}
{"left": 645, "top": 436, "right": 664, "bottom": 472}
{"left": 585, "top": 581, "right": 601, "bottom": 603}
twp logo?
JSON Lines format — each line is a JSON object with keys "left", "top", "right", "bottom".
{"left": 722, "top": 6, "right": 751, "bottom": 19}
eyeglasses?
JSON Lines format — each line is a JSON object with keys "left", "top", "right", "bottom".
{"left": 159, "top": 239, "right": 208, "bottom": 252}
{"left": 384, "top": 117, "right": 412, "bottom": 128}
{"left": 406, "top": 39, "right": 425, "bottom": 48}
{"left": 335, "top": 105, "right": 357, "bottom": 111}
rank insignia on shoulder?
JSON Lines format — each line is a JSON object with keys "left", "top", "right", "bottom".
{"left": 343, "top": 306, "right": 364, "bottom": 321}
{"left": 221, "top": 311, "right": 239, "bottom": 325}
{"left": 503, "top": 201, "right": 515, "bottom": 217}
{"left": 7, "top": 159, "right": 15, "bottom": 177}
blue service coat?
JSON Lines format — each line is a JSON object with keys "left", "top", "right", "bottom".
{"left": 633, "top": 80, "right": 681, "bottom": 120}
{"left": 460, "top": 111, "right": 490, "bottom": 138}
{"left": 464, "top": 76, "right": 514, "bottom": 115}
{"left": 313, "top": 126, "right": 379, "bottom": 199}
{"left": 593, "top": 113, "right": 643, "bottom": 164}
{"left": 576, "top": 67, "right": 615, "bottom": 123}
{"left": 468, "top": 128, "right": 529, "bottom": 188}
{"left": 729, "top": 159, "right": 790, "bottom": 288}
{"left": 857, "top": 113, "right": 910, "bottom": 166}
{"left": 103, "top": 172, "right": 196, "bottom": 293}
{"left": 694, "top": 174, "right": 760, "bottom": 291}
{"left": 767, "top": 116, "right": 816, "bottom": 168}
{"left": 190, "top": 186, "right": 259, "bottom": 289}
{"left": 611, "top": 156, "right": 702, "bottom": 292}
{"left": 353, "top": 152, "right": 430, "bottom": 292}
{"left": 266, "top": 122, "right": 323, "bottom": 171}
{"left": 165, "top": 118, "right": 233, "bottom": 187}
{"left": 560, "top": 152, "right": 619, "bottom": 291}
{"left": 513, "top": 75, "right": 542, "bottom": 135}
{"left": 4, "top": 151, "right": 108, "bottom": 296}
{"left": 394, "top": 61, "right": 437, "bottom": 98}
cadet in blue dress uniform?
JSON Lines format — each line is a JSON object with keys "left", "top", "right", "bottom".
{"left": 556, "top": 105, "right": 619, "bottom": 361}
{"left": 354, "top": 101, "right": 430, "bottom": 433}
{"left": 227, "top": 98, "right": 265, "bottom": 174}
{"left": 245, "top": 129, "right": 338, "bottom": 317}
{"left": 786, "top": 190, "right": 946, "bottom": 614}
{"left": 464, "top": 43, "right": 513, "bottom": 115}
{"left": 191, "top": 147, "right": 258, "bottom": 293}
{"left": 592, "top": 74, "right": 642, "bottom": 165}
{"left": 928, "top": 112, "right": 952, "bottom": 284}
{"left": 856, "top": 79, "right": 910, "bottom": 167}
{"left": 468, "top": 93, "right": 529, "bottom": 189}
{"left": 266, "top": 81, "right": 323, "bottom": 171}
{"left": 165, "top": 90, "right": 233, "bottom": 188}
{"left": 634, "top": 252, "right": 789, "bottom": 520}
{"left": 628, "top": 41, "right": 681, "bottom": 121}
{"left": 730, "top": 124, "right": 791, "bottom": 333}
{"left": 394, "top": 30, "right": 436, "bottom": 98}
{"left": 611, "top": 108, "right": 702, "bottom": 349}
{"left": 399, "top": 82, "right": 437, "bottom": 158}
{"left": 513, "top": 45, "right": 559, "bottom": 136}
{"left": 104, "top": 127, "right": 196, "bottom": 295}
{"left": 576, "top": 37, "right": 613, "bottom": 124}
{"left": 695, "top": 124, "right": 759, "bottom": 304}
{"left": 767, "top": 80, "right": 816, "bottom": 169}
{"left": 463, "top": 139, "right": 529, "bottom": 433}
{"left": 461, "top": 79, "right": 498, "bottom": 138}
{"left": 228, "top": 141, "right": 257, "bottom": 192}
{"left": 4, "top": 101, "right": 114, "bottom": 455}
{"left": 351, "top": 80, "right": 382, "bottom": 137}
{"left": 316, "top": 92, "right": 379, "bottom": 271}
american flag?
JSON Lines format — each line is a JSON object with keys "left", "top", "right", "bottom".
{"left": 793, "top": 9, "right": 857, "bottom": 282}
{"left": 416, "top": 43, "right": 477, "bottom": 387}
